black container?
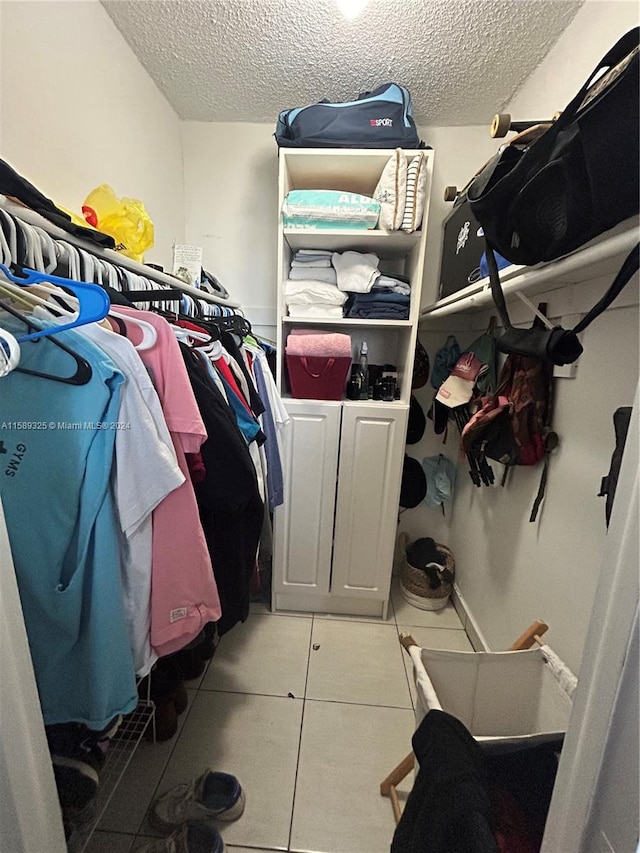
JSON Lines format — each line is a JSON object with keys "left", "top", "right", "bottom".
{"left": 439, "top": 194, "right": 487, "bottom": 300}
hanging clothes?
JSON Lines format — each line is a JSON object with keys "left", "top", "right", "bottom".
{"left": 180, "top": 345, "right": 264, "bottom": 636}
{"left": 115, "top": 308, "right": 222, "bottom": 657}
{"left": 0, "top": 322, "right": 138, "bottom": 729}
{"left": 245, "top": 342, "right": 289, "bottom": 510}
{"left": 78, "top": 320, "right": 185, "bottom": 676}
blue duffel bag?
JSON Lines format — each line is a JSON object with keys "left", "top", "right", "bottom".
{"left": 275, "top": 83, "right": 423, "bottom": 149}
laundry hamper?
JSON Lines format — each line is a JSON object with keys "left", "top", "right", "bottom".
{"left": 381, "top": 621, "right": 577, "bottom": 823}
{"left": 407, "top": 643, "right": 574, "bottom": 749}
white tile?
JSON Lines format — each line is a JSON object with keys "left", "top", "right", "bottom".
{"left": 98, "top": 694, "right": 195, "bottom": 835}
{"left": 291, "top": 700, "right": 415, "bottom": 853}
{"left": 396, "top": 625, "right": 474, "bottom": 652}
{"left": 391, "top": 577, "right": 464, "bottom": 629}
{"left": 251, "top": 599, "right": 313, "bottom": 618}
{"left": 140, "top": 691, "right": 303, "bottom": 850}
{"left": 84, "top": 830, "right": 135, "bottom": 853}
{"left": 306, "top": 619, "right": 411, "bottom": 708}
{"left": 201, "top": 614, "right": 311, "bottom": 698}
{"left": 313, "top": 610, "right": 395, "bottom": 625}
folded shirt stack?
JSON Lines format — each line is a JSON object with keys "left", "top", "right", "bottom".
{"left": 344, "top": 291, "right": 410, "bottom": 320}
{"left": 286, "top": 249, "right": 344, "bottom": 318}
{"left": 371, "top": 271, "right": 412, "bottom": 296}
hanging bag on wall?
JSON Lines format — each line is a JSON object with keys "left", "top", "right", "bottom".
{"left": 486, "top": 242, "right": 640, "bottom": 364}
{"left": 467, "top": 27, "right": 639, "bottom": 267}
{"left": 461, "top": 307, "right": 556, "bottom": 520}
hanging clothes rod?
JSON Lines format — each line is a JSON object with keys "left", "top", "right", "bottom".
{"left": 0, "top": 196, "right": 241, "bottom": 309}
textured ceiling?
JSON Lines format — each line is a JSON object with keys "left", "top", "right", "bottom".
{"left": 102, "top": 0, "right": 583, "bottom": 125}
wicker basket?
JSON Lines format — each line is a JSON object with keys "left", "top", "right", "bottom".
{"left": 400, "top": 542, "right": 455, "bottom": 611}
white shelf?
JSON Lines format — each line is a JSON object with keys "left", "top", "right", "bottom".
{"left": 280, "top": 148, "right": 431, "bottom": 196}
{"left": 283, "top": 228, "right": 421, "bottom": 257}
{"left": 283, "top": 317, "right": 412, "bottom": 327}
{"left": 421, "top": 217, "right": 639, "bottom": 319}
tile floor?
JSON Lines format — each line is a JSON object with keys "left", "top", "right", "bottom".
{"left": 86, "top": 578, "right": 473, "bottom": 853}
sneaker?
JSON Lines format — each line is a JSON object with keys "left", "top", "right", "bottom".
{"left": 152, "top": 770, "right": 245, "bottom": 828}
{"left": 46, "top": 723, "right": 106, "bottom": 810}
{"left": 135, "top": 821, "right": 225, "bottom": 853}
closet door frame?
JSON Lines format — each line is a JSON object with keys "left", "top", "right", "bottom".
{"left": 542, "top": 387, "right": 639, "bottom": 852}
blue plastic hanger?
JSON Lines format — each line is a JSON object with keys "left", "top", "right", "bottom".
{"left": 0, "top": 263, "right": 110, "bottom": 342}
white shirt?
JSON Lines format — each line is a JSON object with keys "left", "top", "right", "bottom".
{"left": 79, "top": 321, "right": 185, "bottom": 676}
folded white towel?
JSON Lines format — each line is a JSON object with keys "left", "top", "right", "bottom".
{"left": 290, "top": 258, "right": 332, "bottom": 268}
{"left": 285, "top": 281, "right": 347, "bottom": 306}
{"left": 287, "top": 304, "right": 344, "bottom": 319}
{"left": 288, "top": 266, "right": 337, "bottom": 284}
{"left": 332, "top": 251, "right": 380, "bottom": 292}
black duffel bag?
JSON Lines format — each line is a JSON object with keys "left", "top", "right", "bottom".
{"left": 468, "top": 28, "right": 640, "bottom": 365}
{"left": 468, "top": 27, "right": 639, "bottom": 266}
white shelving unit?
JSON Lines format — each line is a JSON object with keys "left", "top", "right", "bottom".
{"left": 272, "top": 148, "right": 434, "bottom": 617}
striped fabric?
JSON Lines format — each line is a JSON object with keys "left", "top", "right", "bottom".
{"left": 373, "top": 148, "right": 407, "bottom": 231}
{"left": 401, "top": 152, "right": 427, "bottom": 233}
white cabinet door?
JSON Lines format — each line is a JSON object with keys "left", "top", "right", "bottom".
{"left": 273, "top": 400, "right": 341, "bottom": 601}
{"left": 331, "top": 404, "right": 408, "bottom": 601}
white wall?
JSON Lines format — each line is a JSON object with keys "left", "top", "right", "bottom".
{"left": 0, "top": 0, "right": 184, "bottom": 270}
{"left": 507, "top": 0, "right": 640, "bottom": 118}
{"left": 181, "top": 122, "right": 278, "bottom": 338}
{"left": 405, "top": 3, "right": 640, "bottom": 675}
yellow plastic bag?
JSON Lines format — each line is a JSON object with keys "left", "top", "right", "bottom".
{"left": 82, "top": 184, "right": 154, "bottom": 263}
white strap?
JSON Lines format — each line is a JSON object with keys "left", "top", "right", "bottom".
{"left": 516, "top": 291, "right": 555, "bottom": 330}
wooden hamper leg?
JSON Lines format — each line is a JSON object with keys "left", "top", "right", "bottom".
{"left": 380, "top": 751, "right": 415, "bottom": 823}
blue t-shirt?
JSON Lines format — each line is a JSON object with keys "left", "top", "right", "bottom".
{"left": 0, "top": 322, "right": 137, "bottom": 729}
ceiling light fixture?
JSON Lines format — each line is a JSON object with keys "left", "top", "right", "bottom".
{"left": 336, "top": 0, "right": 371, "bottom": 20}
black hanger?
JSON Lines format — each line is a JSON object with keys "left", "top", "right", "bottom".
{"left": 0, "top": 299, "right": 92, "bottom": 385}
{"left": 204, "top": 312, "right": 251, "bottom": 337}
{"left": 121, "top": 289, "right": 184, "bottom": 302}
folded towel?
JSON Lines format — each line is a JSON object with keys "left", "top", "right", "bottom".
{"left": 286, "top": 331, "right": 351, "bottom": 357}
{"left": 332, "top": 251, "right": 380, "bottom": 293}
{"left": 285, "top": 281, "right": 346, "bottom": 305}
{"left": 291, "top": 258, "right": 332, "bottom": 268}
{"left": 288, "top": 266, "right": 337, "bottom": 284}
{"left": 296, "top": 249, "right": 334, "bottom": 257}
{"left": 287, "top": 304, "right": 345, "bottom": 319}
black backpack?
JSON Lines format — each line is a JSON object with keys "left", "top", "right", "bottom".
{"left": 461, "top": 313, "right": 555, "bottom": 520}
